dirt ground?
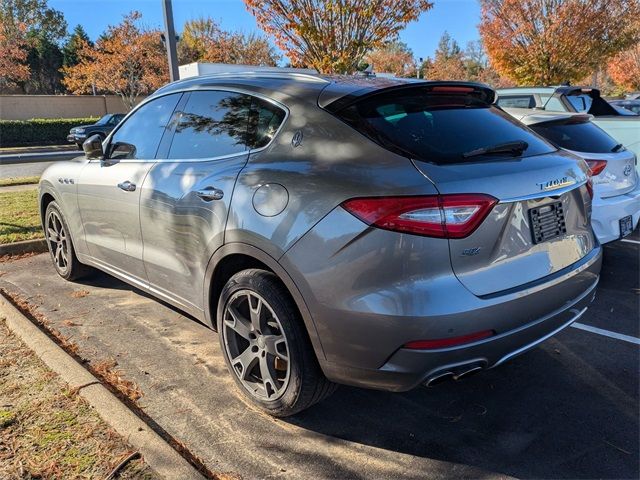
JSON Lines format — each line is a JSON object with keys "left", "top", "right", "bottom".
{"left": 0, "top": 318, "right": 158, "bottom": 480}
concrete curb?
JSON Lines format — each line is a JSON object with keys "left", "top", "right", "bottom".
{"left": 0, "top": 239, "right": 47, "bottom": 256}
{"left": 0, "top": 294, "right": 205, "bottom": 480}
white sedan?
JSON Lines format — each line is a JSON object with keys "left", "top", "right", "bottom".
{"left": 505, "top": 108, "right": 640, "bottom": 244}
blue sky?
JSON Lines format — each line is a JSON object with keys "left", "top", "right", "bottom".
{"left": 49, "top": 0, "right": 481, "bottom": 61}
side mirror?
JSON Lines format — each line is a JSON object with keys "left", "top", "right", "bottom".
{"left": 83, "top": 134, "right": 104, "bottom": 160}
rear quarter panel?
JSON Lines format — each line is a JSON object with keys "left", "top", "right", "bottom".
{"left": 225, "top": 102, "right": 439, "bottom": 260}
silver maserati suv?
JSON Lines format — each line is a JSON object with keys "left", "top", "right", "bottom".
{"left": 39, "top": 74, "right": 602, "bottom": 416}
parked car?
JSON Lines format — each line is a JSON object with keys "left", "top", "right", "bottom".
{"left": 496, "top": 86, "right": 640, "bottom": 174}
{"left": 503, "top": 108, "right": 640, "bottom": 244}
{"left": 609, "top": 99, "right": 640, "bottom": 115}
{"left": 67, "top": 113, "right": 125, "bottom": 149}
{"left": 40, "top": 75, "right": 602, "bottom": 416}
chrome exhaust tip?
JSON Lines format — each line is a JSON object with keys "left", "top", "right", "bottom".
{"left": 453, "top": 365, "right": 483, "bottom": 381}
{"left": 424, "top": 371, "right": 454, "bottom": 387}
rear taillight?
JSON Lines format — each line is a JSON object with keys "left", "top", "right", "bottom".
{"left": 584, "top": 159, "right": 604, "bottom": 200}
{"left": 586, "top": 159, "right": 607, "bottom": 176}
{"left": 341, "top": 194, "right": 497, "bottom": 239}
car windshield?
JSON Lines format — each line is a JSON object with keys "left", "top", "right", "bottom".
{"left": 95, "top": 115, "right": 112, "bottom": 125}
{"left": 530, "top": 120, "right": 620, "bottom": 153}
{"left": 335, "top": 87, "right": 556, "bottom": 164}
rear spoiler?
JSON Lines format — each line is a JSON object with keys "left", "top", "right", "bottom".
{"left": 550, "top": 86, "right": 620, "bottom": 116}
{"left": 322, "top": 81, "right": 496, "bottom": 113}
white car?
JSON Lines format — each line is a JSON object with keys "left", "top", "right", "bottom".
{"left": 504, "top": 108, "right": 640, "bottom": 244}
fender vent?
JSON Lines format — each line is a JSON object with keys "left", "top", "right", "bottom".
{"left": 529, "top": 201, "right": 566, "bottom": 244}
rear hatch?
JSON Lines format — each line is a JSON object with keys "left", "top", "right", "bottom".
{"left": 328, "top": 84, "right": 595, "bottom": 297}
{"left": 526, "top": 116, "right": 637, "bottom": 198}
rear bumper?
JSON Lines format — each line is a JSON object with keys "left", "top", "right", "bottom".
{"left": 592, "top": 183, "right": 640, "bottom": 244}
{"left": 318, "top": 246, "right": 602, "bottom": 392}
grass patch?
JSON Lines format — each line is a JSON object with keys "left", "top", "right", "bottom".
{"left": 0, "top": 176, "right": 40, "bottom": 187}
{"left": 0, "top": 318, "right": 158, "bottom": 479}
{"left": 0, "top": 189, "right": 42, "bottom": 244}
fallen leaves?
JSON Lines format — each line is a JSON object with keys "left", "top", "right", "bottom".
{"left": 69, "top": 290, "right": 90, "bottom": 299}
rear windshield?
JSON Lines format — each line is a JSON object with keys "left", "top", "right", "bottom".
{"left": 336, "top": 88, "right": 555, "bottom": 164}
{"left": 530, "top": 121, "right": 619, "bottom": 153}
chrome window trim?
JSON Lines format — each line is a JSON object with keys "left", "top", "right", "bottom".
{"left": 104, "top": 86, "right": 289, "bottom": 164}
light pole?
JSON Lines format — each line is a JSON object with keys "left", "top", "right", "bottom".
{"left": 162, "top": 0, "right": 179, "bottom": 82}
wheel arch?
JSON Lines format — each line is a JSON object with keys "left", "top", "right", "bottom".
{"left": 204, "top": 243, "right": 327, "bottom": 362}
{"left": 39, "top": 191, "right": 57, "bottom": 227}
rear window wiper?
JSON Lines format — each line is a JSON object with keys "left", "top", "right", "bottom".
{"left": 463, "top": 140, "right": 529, "bottom": 158}
{"left": 612, "top": 143, "right": 624, "bottom": 152}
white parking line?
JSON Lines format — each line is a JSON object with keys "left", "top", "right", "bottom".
{"left": 621, "top": 238, "right": 640, "bottom": 245}
{"left": 571, "top": 322, "right": 640, "bottom": 345}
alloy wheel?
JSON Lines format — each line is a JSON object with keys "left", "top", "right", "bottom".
{"left": 222, "top": 290, "right": 291, "bottom": 401}
{"left": 46, "top": 210, "right": 69, "bottom": 273}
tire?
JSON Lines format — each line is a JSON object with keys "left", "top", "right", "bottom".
{"left": 76, "top": 142, "right": 83, "bottom": 150}
{"left": 44, "top": 201, "right": 93, "bottom": 281}
{"left": 217, "top": 269, "right": 336, "bottom": 416}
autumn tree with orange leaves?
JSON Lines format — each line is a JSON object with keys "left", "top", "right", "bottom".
{"left": 244, "top": 0, "right": 433, "bottom": 73}
{"left": 364, "top": 41, "right": 416, "bottom": 77}
{"left": 480, "top": 0, "right": 640, "bottom": 86}
{"left": 0, "top": 22, "right": 29, "bottom": 89}
{"left": 609, "top": 46, "right": 640, "bottom": 92}
{"left": 178, "top": 17, "right": 280, "bottom": 66}
{"left": 608, "top": 29, "right": 640, "bottom": 92}
{"left": 63, "top": 12, "right": 168, "bottom": 109}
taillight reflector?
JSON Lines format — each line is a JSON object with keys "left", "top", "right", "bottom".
{"left": 404, "top": 330, "right": 495, "bottom": 350}
{"left": 341, "top": 194, "right": 497, "bottom": 239}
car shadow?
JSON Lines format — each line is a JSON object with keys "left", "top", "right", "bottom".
{"left": 282, "top": 341, "right": 639, "bottom": 479}
{"left": 67, "top": 243, "right": 638, "bottom": 480}
{"left": 75, "top": 270, "right": 206, "bottom": 326}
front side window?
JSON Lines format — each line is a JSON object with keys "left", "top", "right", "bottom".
{"left": 108, "top": 93, "right": 182, "bottom": 160}
{"left": 531, "top": 121, "right": 620, "bottom": 153}
{"left": 167, "top": 91, "right": 252, "bottom": 160}
{"left": 336, "top": 87, "right": 556, "bottom": 164}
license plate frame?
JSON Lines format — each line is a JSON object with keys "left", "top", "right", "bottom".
{"left": 619, "top": 215, "right": 633, "bottom": 238}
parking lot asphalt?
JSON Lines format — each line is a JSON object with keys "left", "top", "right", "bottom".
{"left": 0, "top": 236, "right": 637, "bottom": 479}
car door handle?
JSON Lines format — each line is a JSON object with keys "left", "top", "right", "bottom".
{"left": 117, "top": 180, "right": 136, "bottom": 192}
{"left": 195, "top": 187, "right": 224, "bottom": 201}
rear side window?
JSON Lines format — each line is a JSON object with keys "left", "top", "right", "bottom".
{"left": 336, "top": 87, "right": 555, "bottom": 164}
{"left": 168, "top": 90, "right": 251, "bottom": 159}
{"left": 530, "top": 121, "right": 619, "bottom": 153}
{"left": 566, "top": 94, "right": 592, "bottom": 113}
{"left": 248, "top": 98, "right": 286, "bottom": 149}
{"left": 543, "top": 97, "right": 566, "bottom": 112}
{"left": 496, "top": 95, "right": 535, "bottom": 109}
